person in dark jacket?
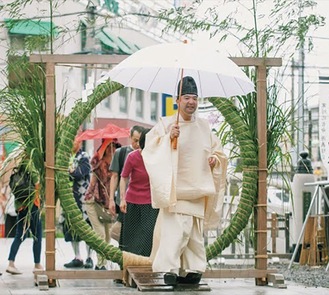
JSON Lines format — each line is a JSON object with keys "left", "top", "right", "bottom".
{"left": 6, "top": 159, "right": 42, "bottom": 275}
{"left": 61, "top": 137, "right": 94, "bottom": 269}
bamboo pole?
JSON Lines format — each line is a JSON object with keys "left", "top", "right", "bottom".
{"left": 255, "top": 63, "right": 268, "bottom": 286}
{"left": 44, "top": 62, "right": 56, "bottom": 287}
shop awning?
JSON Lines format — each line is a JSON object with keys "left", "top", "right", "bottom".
{"left": 5, "top": 19, "right": 57, "bottom": 36}
{"left": 117, "top": 36, "right": 140, "bottom": 52}
{"left": 95, "top": 31, "right": 120, "bottom": 51}
{"left": 97, "top": 28, "right": 140, "bottom": 55}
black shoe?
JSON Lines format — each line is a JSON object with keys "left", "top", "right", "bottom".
{"left": 84, "top": 257, "right": 94, "bottom": 269}
{"left": 177, "top": 272, "right": 202, "bottom": 284}
{"left": 164, "top": 272, "right": 178, "bottom": 285}
{"left": 113, "top": 279, "right": 124, "bottom": 284}
{"left": 95, "top": 265, "right": 107, "bottom": 270}
{"left": 64, "top": 259, "right": 84, "bottom": 268}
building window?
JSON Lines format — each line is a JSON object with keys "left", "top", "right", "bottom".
{"left": 312, "top": 108, "right": 319, "bottom": 120}
{"left": 151, "top": 93, "right": 158, "bottom": 121}
{"left": 136, "top": 89, "right": 144, "bottom": 118}
{"left": 104, "top": 97, "right": 111, "bottom": 109}
{"left": 9, "top": 35, "right": 50, "bottom": 52}
{"left": 119, "top": 87, "right": 128, "bottom": 113}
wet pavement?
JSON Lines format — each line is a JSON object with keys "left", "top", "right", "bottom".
{"left": 1, "top": 238, "right": 329, "bottom": 294}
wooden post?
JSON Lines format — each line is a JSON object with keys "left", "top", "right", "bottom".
{"left": 271, "top": 213, "right": 277, "bottom": 254}
{"left": 231, "top": 210, "right": 236, "bottom": 255}
{"left": 255, "top": 62, "right": 268, "bottom": 285}
{"left": 285, "top": 213, "right": 291, "bottom": 254}
{"left": 44, "top": 62, "right": 56, "bottom": 287}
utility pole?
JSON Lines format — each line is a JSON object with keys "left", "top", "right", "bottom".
{"left": 297, "top": 0, "right": 305, "bottom": 163}
{"left": 297, "top": 42, "right": 305, "bottom": 158}
{"left": 308, "top": 109, "right": 312, "bottom": 160}
{"left": 291, "top": 58, "right": 296, "bottom": 181}
{"left": 83, "top": 5, "right": 99, "bottom": 155}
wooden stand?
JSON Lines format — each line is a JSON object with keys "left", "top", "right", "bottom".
{"left": 289, "top": 180, "right": 329, "bottom": 269}
{"left": 126, "top": 266, "right": 210, "bottom": 292}
{"left": 125, "top": 266, "right": 284, "bottom": 291}
{"left": 299, "top": 216, "right": 328, "bottom": 266}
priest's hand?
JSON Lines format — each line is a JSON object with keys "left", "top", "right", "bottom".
{"left": 170, "top": 124, "right": 180, "bottom": 139}
{"left": 208, "top": 157, "right": 217, "bottom": 169}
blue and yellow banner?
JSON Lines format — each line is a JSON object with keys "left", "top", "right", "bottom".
{"left": 162, "top": 94, "right": 177, "bottom": 116}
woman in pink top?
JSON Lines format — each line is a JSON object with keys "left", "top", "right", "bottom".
{"left": 119, "top": 128, "right": 158, "bottom": 257}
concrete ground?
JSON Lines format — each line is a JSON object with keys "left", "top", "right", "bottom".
{"left": 1, "top": 238, "right": 329, "bottom": 295}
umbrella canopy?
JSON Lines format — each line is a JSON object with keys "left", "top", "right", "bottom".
{"left": 76, "top": 123, "right": 130, "bottom": 141}
{"left": 100, "top": 42, "right": 255, "bottom": 98}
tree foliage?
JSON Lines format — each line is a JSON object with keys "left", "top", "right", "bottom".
{"left": 159, "top": 0, "right": 325, "bottom": 57}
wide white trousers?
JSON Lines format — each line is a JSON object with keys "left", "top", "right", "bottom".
{"left": 152, "top": 209, "right": 206, "bottom": 276}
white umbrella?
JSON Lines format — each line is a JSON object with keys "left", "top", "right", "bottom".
{"left": 100, "top": 41, "right": 255, "bottom": 98}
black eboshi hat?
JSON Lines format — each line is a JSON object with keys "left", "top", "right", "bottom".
{"left": 177, "top": 76, "right": 198, "bottom": 97}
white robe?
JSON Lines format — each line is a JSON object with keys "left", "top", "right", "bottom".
{"left": 142, "top": 114, "right": 227, "bottom": 228}
{"left": 142, "top": 114, "right": 227, "bottom": 274}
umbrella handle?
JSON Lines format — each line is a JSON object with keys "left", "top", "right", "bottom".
{"left": 172, "top": 137, "right": 178, "bottom": 149}
{"left": 171, "top": 65, "right": 184, "bottom": 151}
{"left": 172, "top": 104, "right": 180, "bottom": 150}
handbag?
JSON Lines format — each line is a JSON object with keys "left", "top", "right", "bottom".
{"left": 4, "top": 193, "right": 17, "bottom": 217}
{"left": 94, "top": 202, "right": 112, "bottom": 223}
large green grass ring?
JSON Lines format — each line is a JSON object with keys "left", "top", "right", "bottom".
{"left": 55, "top": 81, "right": 258, "bottom": 267}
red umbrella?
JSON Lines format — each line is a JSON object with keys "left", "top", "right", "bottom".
{"left": 76, "top": 123, "right": 130, "bottom": 141}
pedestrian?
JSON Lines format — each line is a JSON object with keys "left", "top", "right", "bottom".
{"left": 0, "top": 190, "right": 6, "bottom": 235}
{"left": 0, "top": 190, "right": 6, "bottom": 276}
{"left": 61, "top": 137, "right": 93, "bottom": 269}
{"left": 143, "top": 76, "right": 228, "bottom": 285}
{"left": 119, "top": 128, "right": 158, "bottom": 257}
{"left": 108, "top": 125, "right": 144, "bottom": 242}
{"left": 84, "top": 139, "right": 121, "bottom": 270}
{"left": 0, "top": 157, "right": 18, "bottom": 237}
{"left": 6, "top": 158, "right": 43, "bottom": 275}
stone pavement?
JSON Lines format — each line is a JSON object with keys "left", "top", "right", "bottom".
{"left": 1, "top": 238, "right": 329, "bottom": 294}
